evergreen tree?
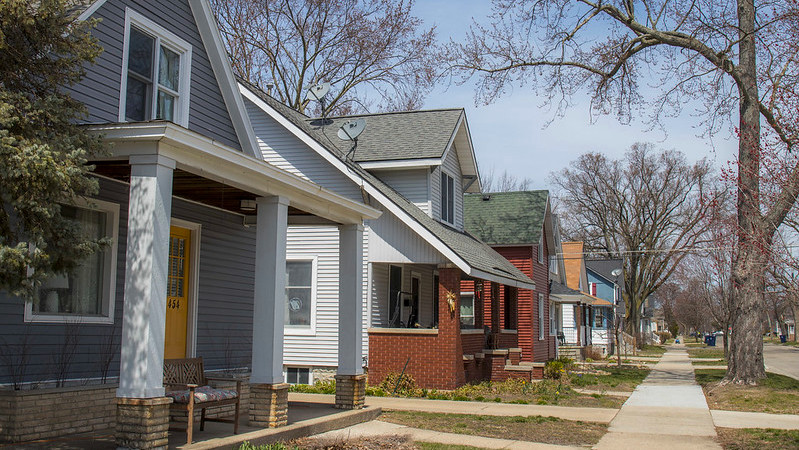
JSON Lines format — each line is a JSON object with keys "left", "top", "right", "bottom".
{"left": 0, "top": 0, "right": 105, "bottom": 299}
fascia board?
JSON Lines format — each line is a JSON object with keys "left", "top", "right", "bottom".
{"left": 77, "top": 0, "right": 107, "bottom": 21}
{"left": 471, "top": 268, "right": 535, "bottom": 291}
{"left": 358, "top": 159, "right": 442, "bottom": 170}
{"left": 190, "top": 0, "right": 261, "bottom": 160}
{"left": 88, "top": 123, "right": 380, "bottom": 224}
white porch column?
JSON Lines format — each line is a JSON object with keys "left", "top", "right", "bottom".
{"left": 250, "top": 195, "right": 289, "bottom": 384}
{"left": 117, "top": 155, "right": 175, "bottom": 398}
{"left": 337, "top": 223, "right": 364, "bottom": 375}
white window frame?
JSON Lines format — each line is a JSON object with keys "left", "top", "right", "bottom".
{"left": 549, "top": 301, "right": 557, "bottom": 336}
{"left": 538, "top": 293, "right": 546, "bottom": 340}
{"left": 284, "top": 366, "right": 313, "bottom": 385}
{"left": 440, "top": 171, "right": 455, "bottom": 225}
{"left": 25, "top": 198, "right": 120, "bottom": 324}
{"left": 538, "top": 238, "right": 544, "bottom": 264}
{"left": 119, "top": 8, "right": 192, "bottom": 127}
{"left": 284, "top": 256, "right": 317, "bottom": 336}
{"left": 460, "top": 291, "right": 475, "bottom": 329}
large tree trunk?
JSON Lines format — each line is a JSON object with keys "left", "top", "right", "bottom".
{"left": 726, "top": 0, "right": 767, "bottom": 385}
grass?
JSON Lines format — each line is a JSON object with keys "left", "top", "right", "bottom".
{"left": 236, "top": 436, "right": 481, "bottom": 450}
{"left": 637, "top": 344, "right": 667, "bottom": 356}
{"left": 716, "top": 428, "right": 799, "bottom": 449}
{"left": 692, "top": 359, "right": 727, "bottom": 366}
{"left": 569, "top": 365, "right": 650, "bottom": 392}
{"left": 380, "top": 411, "right": 607, "bottom": 447}
{"left": 687, "top": 347, "right": 726, "bottom": 359}
{"left": 696, "top": 369, "right": 799, "bottom": 414}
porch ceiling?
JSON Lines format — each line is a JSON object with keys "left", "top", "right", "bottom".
{"left": 92, "top": 162, "right": 313, "bottom": 218}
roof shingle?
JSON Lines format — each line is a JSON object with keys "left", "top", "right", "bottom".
{"left": 463, "top": 191, "right": 549, "bottom": 246}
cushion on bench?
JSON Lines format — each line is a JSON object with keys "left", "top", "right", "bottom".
{"left": 166, "top": 385, "right": 238, "bottom": 404}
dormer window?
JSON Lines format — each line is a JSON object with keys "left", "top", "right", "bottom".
{"left": 120, "top": 9, "right": 192, "bottom": 127}
{"left": 441, "top": 172, "right": 455, "bottom": 224}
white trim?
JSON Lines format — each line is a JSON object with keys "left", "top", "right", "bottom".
{"left": 461, "top": 328, "right": 484, "bottom": 335}
{"left": 238, "top": 84, "right": 535, "bottom": 290}
{"left": 88, "top": 122, "right": 381, "bottom": 224}
{"left": 25, "top": 198, "right": 120, "bottom": 324}
{"left": 189, "top": 0, "right": 261, "bottom": 159}
{"left": 284, "top": 256, "right": 318, "bottom": 336}
{"left": 119, "top": 8, "right": 193, "bottom": 128}
{"left": 76, "top": 0, "right": 107, "bottom": 21}
{"left": 170, "top": 218, "right": 201, "bottom": 357}
{"left": 358, "top": 159, "right": 443, "bottom": 170}
{"left": 460, "top": 290, "right": 476, "bottom": 329}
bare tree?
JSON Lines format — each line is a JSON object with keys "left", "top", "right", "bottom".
{"left": 480, "top": 167, "right": 533, "bottom": 192}
{"left": 552, "top": 144, "right": 711, "bottom": 347}
{"left": 211, "top": 0, "right": 438, "bottom": 116}
{"left": 449, "top": 0, "right": 799, "bottom": 385}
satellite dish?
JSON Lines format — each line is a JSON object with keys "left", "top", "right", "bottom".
{"left": 337, "top": 118, "right": 366, "bottom": 141}
{"left": 306, "top": 82, "right": 330, "bottom": 102}
{"left": 611, "top": 268, "right": 622, "bottom": 277}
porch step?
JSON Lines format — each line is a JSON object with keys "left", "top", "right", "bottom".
{"left": 558, "top": 345, "right": 584, "bottom": 361}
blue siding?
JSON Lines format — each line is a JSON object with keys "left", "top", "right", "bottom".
{"left": 0, "top": 177, "right": 257, "bottom": 384}
{"left": 587, "top": 270, "right": 614, "bottom": 302}
{"left": 70, "top": 0, "right": 242, "bottom": 151}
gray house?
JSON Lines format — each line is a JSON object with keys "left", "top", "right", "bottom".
{"left": 0, "top": 0, "right": 379, "bottom": 447}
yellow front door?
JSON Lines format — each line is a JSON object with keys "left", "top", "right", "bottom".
{"left": 165, "top": 226, "right": 191, "bottom": 359}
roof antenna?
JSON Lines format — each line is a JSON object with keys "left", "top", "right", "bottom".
{"left": 337, "top": 118, "right": 366, "bottom": 160}
{"left": 306, "top": 82, "right": 330, "bottom": 118}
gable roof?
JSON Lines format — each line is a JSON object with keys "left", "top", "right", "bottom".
{"left": 586, "top": 259, "right": 622, "bottom": 284}
{"left": 239, "top": 80, "right": 534, "bottom": 290}
{"left": 463, "top": 191, "right": 549, "bottom": 246}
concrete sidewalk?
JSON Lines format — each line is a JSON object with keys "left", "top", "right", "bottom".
{"left": 594, "top": 346, "right": 721, "bottom": 449}
{"left": 290, "top": 393, "right": 618, "bottom": 423}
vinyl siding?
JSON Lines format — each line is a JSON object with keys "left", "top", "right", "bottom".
{"left": 369, "top": 263, "right": 437, "bottom": 328}
{"left": 368, "top": 208, "right": 447, "bottom": 264}
{"left": 561, "top": 305, "right": 579, "bottom": 344}
{"left": 72, "top": 0, "right": 241, "bottom": 150}
{"left": 432, "top": 145, "right": 464, "bottom": 230}
{"left": 370, "top": 169, "right": 430, "bottom": 215}
{"left": 245, "top": 99, "right": 364, "bottom": 203}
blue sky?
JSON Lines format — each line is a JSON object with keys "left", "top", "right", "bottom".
{"left": 411, "top": 1, "right": 738, "bottom": 190}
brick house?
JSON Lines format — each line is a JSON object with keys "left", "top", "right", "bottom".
{"left": 464, "top": 191, "right": 559, "bottom": 368}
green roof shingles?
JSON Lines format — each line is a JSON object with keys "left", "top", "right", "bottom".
{"left": 464, "top": 191, "right": 549, "bottom": 246}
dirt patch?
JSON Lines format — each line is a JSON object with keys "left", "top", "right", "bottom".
{"left": 697, "top": 369, "right": 799, "bottom": 414}
{"left": 380, "top": 411, "right": 608, "bottom": 447}
{"left": 716, "top": 428, "right": 799, "bottom": 449}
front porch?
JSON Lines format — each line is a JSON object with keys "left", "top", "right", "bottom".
{"left": 367, "top": 265, "right": 538, "bottom": 390}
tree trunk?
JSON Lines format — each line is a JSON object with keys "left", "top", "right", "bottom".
{"left": 726, "top": 0, "right": 767, "bottom": 385}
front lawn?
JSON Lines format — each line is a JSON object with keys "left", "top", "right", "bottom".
{"left": 764, "top": 337, "right": 799, "bottom": 347}
{"left": 696, "top": 369, "right": 799, "bottom": 414}
{"left": 692, "top": 359, "right": 727, "bottom": 366}
{"left": 687, "top": 347, "right": 725, "bottom": 359}
{"left": 637, "top": 344, "right": 667, "bottom": 357}
{"left": 569, "top": 365, "right": 650, "bottom": 392}
{"left": 716, "top": 428, "right": 799, "bottom": 449}
{"left": 237, "top": 437, "right": 489, "bottom": 450}
{"left": 380, "top": 411, "right": 607, "bottom": 447}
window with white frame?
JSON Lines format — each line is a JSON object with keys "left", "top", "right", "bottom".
{"left": 538, "top": 238, "right": 544, "bottom": 263}
{"left": 549, "top": 255, "right": 558, "bottom": 274}
{"left": 121, "top": 9, "right": 191, "bottom": 126}
{"left": 460, "top": 291, "right": 475, "bottom": 328}
{"left": 549, "top": 301, "right": 558, "bottom": 336}
{"left": 538, "top": 293, "right": 546, "bottom": 340}
{"left": 28, "top": 201, "right": 119, "bottom": 323}
{"left": 440, "top": 172, "right": 455, "bottom": 224}
{"left": 286, "top": 367, "right": 310, "bottom": 385}
{"left": 285, "top": 260, "right": 314, "bottom": 328}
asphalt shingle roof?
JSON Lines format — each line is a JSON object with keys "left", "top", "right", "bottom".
{"left": 585, "top": 259, "right": 623, "bottom": 282}
{"left": 240, "top": 80, "right": 533, "bottom": 287}
{"left": 463, "top": 191, "right": 549, "bottom": 246}
{"left": 550, "top": 280, "right": 582, "bottom": 296}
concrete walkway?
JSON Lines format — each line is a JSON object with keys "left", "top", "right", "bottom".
{"left": 314, "top": 420, "right": 582, "bottom": 449}
{"left": 594, "top": 346, "right": 721, "bottom": 449}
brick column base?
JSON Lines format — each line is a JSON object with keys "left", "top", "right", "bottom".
{"left": 115, "top": 397, "right": 171, "bottom": 450}
{"left": 334, "top": 374, "right": 367, "bottom": 410}
{"left": 249, "top": 383, "right": 289, "bottom": 428}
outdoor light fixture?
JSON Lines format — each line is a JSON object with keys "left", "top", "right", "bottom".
{"left": 240, "top": 199, "right": 256, "bottom": 212}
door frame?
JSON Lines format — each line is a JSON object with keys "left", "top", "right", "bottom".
{"left": 170, "top": 218, "right": 201, "bottom": 358}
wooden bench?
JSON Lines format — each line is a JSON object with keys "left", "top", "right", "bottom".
{"left": 163, "top": 357, "right": 241, "bottom": 445}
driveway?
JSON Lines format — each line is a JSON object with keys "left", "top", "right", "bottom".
{"left": 764, "top": 343, "right": 799, "bottom": 381}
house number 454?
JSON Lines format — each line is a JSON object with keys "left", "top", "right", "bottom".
{"left": 168, "top": 299, "right": 181, "bottom": 309}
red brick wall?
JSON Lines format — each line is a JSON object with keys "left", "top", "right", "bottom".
{"left": 496, "top": 332, "right": 518, "bottom": 349}
{"left": 461, "top": 333, "right": 485, "bottom": 355}
{"left": 368, "top": 268, "right": 465, "bottom": 390}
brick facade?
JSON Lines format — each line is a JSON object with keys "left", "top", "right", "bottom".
{"left": 115, "top": 397, "right": 171, "bottom": 450}
{"left": 0, "top": 384, "right": 116, "bottom": 443}
{"left": 249, "top": 383, "right": 289, "bottom": 428}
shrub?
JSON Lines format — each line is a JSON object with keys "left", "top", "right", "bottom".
{"left": 544, "top": 360, "right": 565, "bottom": 380}
{"left": 656, "top": 331, "right": 672, "bottom": 344}
{"left": 584, "top": 345, "right": 605, "bottom": 360}
{"left": 556, "top": 356, "right": 576, "bottom": 372}
{"left": 289, "top": 379, "right": 335, "bottom": 394}
{"left": 379, "top": 372, "right": 420, "bottom": 396}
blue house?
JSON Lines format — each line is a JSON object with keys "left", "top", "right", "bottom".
{"left": 585, "top": 259, "right": 622, "bottom": 355}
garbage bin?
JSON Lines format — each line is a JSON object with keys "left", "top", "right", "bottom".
{"left": 781, "top": 335, "right": 787, "bottom": 343}
{"left": 707, "top": 335, "right": 716, "bottom": 346}
{"left": 704, "top": 334, "right": 711, "bottom": 345}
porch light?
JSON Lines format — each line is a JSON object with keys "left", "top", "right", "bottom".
{"left": 240, "top": 199, "right": 257, "bottom": 212}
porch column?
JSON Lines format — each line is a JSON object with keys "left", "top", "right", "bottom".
{"left": 437, "top": 267, "right": 466, "bottom": 389}
{"left": 335, "top": 223, "right": 366, "bottom": 409}
{"left": 116, "top": 155, "right": 174, "bottom": 450}
{"left": 249, "top": 195, "right": 290, "bottom": 428}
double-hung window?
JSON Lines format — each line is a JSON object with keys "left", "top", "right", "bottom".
{"left": 538, "top": 293, "right": 546, "bottom": 340}
{"left": 440, "top": 172, "right": 455, "bottom": 225}
{"left": 121, "top": 9, "right": 191, "bottom": 126}
{"left": 549, "top": 301, "right": 558, "bottom": 336}
{"left": 27, "top": 200, "right": 120, "bottom": 324}
{"left": 285, "top": 260, "right": 314, "bottom": 330}
{"left": 460, "top": 292, "right": 475, "bottom": 328}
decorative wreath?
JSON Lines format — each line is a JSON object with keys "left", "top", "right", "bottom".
{"left": 445, "top": 290, "right": 457, "bottom": 314}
